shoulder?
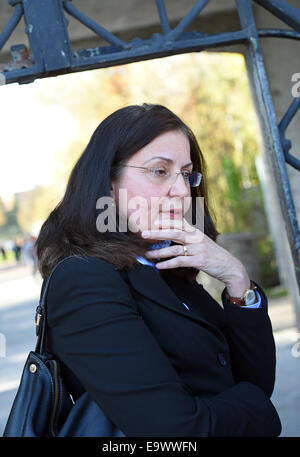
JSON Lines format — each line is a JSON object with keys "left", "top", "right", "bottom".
{"left": 51, "top": 254, "right": 117, "bottom": 273}
{"left": 44, "top": 256, "right": 140, "bottom": 337}
{"left": 49, "top": 255, "right": 125, "bottom": 282}
{"left": 46, "top": 255, "right": 132, "bottom": 306}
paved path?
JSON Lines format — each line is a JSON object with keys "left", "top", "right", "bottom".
{"left": 0, "top": 262, "right": 299, "bottom": 436}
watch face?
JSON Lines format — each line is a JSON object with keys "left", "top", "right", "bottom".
{"left": 245, "top": 289, "right": 256, "bottom": 305}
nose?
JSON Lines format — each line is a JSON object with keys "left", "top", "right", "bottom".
{"left": 168, "top": 173, "right": 190, "bottom": 198}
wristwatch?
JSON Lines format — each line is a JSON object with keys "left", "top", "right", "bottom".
{"left": 225, "top": 280, "right": 258, "bottom": 306}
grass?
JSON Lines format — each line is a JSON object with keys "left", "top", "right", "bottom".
{"left": 0, "top": 250, "right": 19, "bottom": 264}
{"left": 264, "top": 285, "right": 288, "bottom": 299}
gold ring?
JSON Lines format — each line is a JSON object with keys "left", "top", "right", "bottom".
{"left": 183, "top": 245, "right": 188, "bottom": 256}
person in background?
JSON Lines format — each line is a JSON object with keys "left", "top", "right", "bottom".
{"left": 22, "top": 235, "right": 38, "bottom": 275}
{"left": 12, "top": 238, "right": 23, "bottom": 262}
{"left": 0, "top": 245, "right": 6, "bottom": 260}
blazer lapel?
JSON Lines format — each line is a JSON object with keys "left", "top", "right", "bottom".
{"left": 125, "top": 263, "right": 217, "bottom": 330}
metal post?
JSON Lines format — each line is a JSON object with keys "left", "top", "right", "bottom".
{"left": 22, "top": 0, "right": 72, "bottom": 72}
{"left": 236, "top": 0, "right": 300, "bottom": 323}
{"left": 254, "top": 0, "right": 300, "bottom": 33}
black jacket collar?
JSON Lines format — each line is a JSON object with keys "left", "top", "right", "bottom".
{"left": 125, "top": 263, "right": 222, "bottom": 334}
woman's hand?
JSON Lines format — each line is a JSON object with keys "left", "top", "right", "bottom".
{"left": 142, "top": 216, "right": 251, "bottom": 298}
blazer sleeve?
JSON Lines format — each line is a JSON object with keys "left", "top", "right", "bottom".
{"left": 46, "top": 256, "right": 281, "bottom": 437}
{"left": 220, "top": 281, "right": 276, "bottom": 397}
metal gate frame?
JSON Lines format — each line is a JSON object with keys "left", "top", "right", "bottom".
{"left": 0, "top": 0, "right": 300, "bottom": 295}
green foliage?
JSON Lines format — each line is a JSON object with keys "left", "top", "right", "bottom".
{"left": 257, "top": 233, "right": 280, "bottom": 287}
{"left": 222, "top": 155, "right": 243, "bottom": 232}
{"left": 264, "top": 285, "right": 288, "bottom": 299}
{"left": 0, "top": 249, "right": 15, "bottom": 263}
{"left": 0, "top": 198, "right": 6, "bottom": 227}
{"left": 0, "top": 195, "right": 24, "bottom": 239}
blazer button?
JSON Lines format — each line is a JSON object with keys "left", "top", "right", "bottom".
{"left": 218, "top": 353, "right": 227, "bottom": 367}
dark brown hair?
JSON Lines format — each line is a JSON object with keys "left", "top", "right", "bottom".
{"left": 36, "top": 104, "right": 219, "bottom": 280}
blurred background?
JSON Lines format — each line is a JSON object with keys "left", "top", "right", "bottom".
{"left": 0, "top": 0, "right": 300, "bottom": 438}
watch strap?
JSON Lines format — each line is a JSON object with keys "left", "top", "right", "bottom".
{"left": 225, "top": 280, "right": 258, "bottom": 306}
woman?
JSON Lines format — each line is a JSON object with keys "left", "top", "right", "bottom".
{"left": 36, "top": 103, "right": 281, "bottom": 437}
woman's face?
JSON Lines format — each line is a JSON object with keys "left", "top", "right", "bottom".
{"left": 111, "top": 129, "right": 193, "bottom": 240}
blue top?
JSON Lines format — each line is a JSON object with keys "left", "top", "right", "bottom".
{"left": 136, "top": 240, "right": 261, "bottom": 309}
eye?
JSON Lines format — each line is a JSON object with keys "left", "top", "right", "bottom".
{"left": 151, "top": 167, "right": 168, "bottom": 177}
{"left": 181, "top": 170, "right": 192, "bottom": 180}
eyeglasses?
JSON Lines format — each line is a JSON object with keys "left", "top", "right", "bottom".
{"left": 120, "top": 165, "right": 202, "bottom": 187}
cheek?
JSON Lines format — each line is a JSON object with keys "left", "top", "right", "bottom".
{"left": 114, "top": 179, "right": 139, "bottom": 212}
{"left": 115, "top": 182, "right": 159, "bottom": 221}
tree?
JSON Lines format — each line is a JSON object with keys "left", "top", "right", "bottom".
{"left": 16, "top": 185, "right": 62, "bottom": 234}
{"left": 0, "top": 198, "right": 6, "bottom": 227}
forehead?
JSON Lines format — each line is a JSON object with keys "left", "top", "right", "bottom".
{"left": 132, "top": 130, "right": 191, "bottom": 164}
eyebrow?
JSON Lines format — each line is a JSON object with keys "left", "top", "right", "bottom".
{"left": 143, "top": 156, "right": 193, "bottom": 168}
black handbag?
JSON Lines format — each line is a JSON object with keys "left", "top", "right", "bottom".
{"left": 3, "top": 255, "right": 125, "bottom": 437}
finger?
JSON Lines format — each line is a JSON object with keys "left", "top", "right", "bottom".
{"left": 155, "top": 218, "right": 196, "bottom": 233}
{"left": 154, "top": 218, "right": 185, "bottom": 231}
{"left": 145, "top": 244, "right": 185, "bottom": 259}
{"left": 141, "top": 229, "right": 185, "bottom": 243}
{"left": 155, "top": 256, "right": 188, "bottom": 269}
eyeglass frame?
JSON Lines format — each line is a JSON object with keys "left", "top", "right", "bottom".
{"left": 119, "top": 165, "right": 202, "bottom": 188}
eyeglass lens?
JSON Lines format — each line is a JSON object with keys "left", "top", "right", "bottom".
{"left": 189, "top": 172, "right": 202, "bottom": 187}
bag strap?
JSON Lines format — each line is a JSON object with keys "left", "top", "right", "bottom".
{"left": 35, "top": 255, "right": 77, "bottom": 354}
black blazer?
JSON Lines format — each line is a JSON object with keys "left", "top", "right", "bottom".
{"left": 44, "top": 255, "right": 281, "bottom": 437}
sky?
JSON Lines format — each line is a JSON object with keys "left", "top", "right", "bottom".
{"left": 0, "top": 80, "right": 78, "bottom": 202}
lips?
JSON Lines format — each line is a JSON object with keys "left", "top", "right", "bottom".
{"left": 166, "top": 210, "right": 183, "bottom": 219}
